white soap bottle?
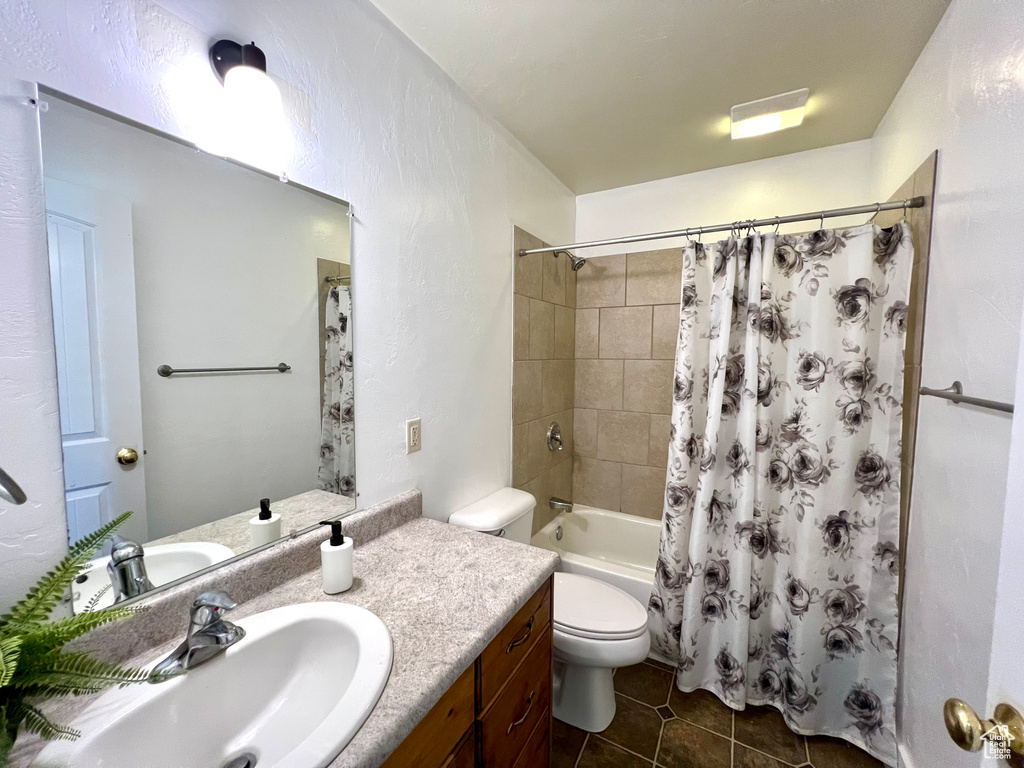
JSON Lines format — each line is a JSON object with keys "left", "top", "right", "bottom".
{"left": 249, "top": 498, "right": 282, "bottom": 548}
{"left": 320, "top": 519, "right": 353, "bottom": 594}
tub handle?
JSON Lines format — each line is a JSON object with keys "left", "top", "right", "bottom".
{"left": 506, "top": 617, "right": 535, "bottom": 654}
{"left": 547, "top": 422, "right": 563, "bottom": 451}
{"left": 507, "top": 691, "right": 534, "bottom": 734}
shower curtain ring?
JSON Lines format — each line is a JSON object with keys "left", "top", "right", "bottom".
{"left": 819, "top": 211, "right": 825, "bottom": 230}
{"left": 773, "top": 216, "right": 781, "bottom": 234}
{"left": 696, "top": 225, "right": 702, "bottom": 245}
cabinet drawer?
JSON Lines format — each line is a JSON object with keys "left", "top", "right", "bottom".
{"left": 479, "top": 629, "right": 552, "bottom": 768}
{"left": 442, "top": 728, "right": 475, "bottom": 768}
{"left": 479, "top": 578, "right": 551, "bottom": 711}
{"left": 512, "top": 709, "right": 549, "bottom": 768}
{"left": 382, "top": 664, "right": 475, "bottom": 768}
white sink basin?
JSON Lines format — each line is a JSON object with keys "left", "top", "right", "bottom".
{"left": 33, "top": 602, "right": 393, "bottom": 768}
{"left": 73, "top": 542, "right": 236, "bottom": 613}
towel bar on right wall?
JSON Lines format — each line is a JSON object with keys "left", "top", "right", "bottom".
{"left": 920, "top": 381, "right": 1014, "bottom": 414}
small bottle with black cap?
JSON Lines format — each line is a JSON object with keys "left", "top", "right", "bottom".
{"left": 320, "top": 519, "right": 353, "bottom": 594}
{"left": 249, "top": 498, "right": 281, "bottom": 548}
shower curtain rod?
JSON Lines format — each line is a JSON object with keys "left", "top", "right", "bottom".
{"left": 517, "top": 196, "right": 926, "bottom": 256}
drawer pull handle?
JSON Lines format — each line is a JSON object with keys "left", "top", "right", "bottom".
{"left": 505, "top": 617, "right": 534, "bottom": 654}
{"left": 507, "top": 691, "right": 534, "bottom": 734}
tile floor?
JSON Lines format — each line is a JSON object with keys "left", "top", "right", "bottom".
{"left": 552, "top": 660, "right": 885, "bottom": 768}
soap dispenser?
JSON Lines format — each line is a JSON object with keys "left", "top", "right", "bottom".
{"left": 320, "top": 519, "right": 353, "bottom": 594}
{"left": 249, "top": 498, "right": 282, "bottom": 548}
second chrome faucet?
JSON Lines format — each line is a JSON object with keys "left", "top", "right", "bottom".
{"left": 549, "top": 497, "right": 573, "bottom": 514}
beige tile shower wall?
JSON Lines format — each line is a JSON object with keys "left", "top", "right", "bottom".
{"left": 574, "top": 249, "right": 679, "bottom": 519}
{"left": 513, "top": 227, "right": 576, "bottom": 534}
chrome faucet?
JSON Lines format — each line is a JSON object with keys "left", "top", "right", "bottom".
{"left": 150, "top": 591, "right": 246, "bottom": 683}
{"left": 107, "top": 536, "right": 155, "bottom": 602}
{"left": 549, "top": 497, "right": 573, "bottom": 514}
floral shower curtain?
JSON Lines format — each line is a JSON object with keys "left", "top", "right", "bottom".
{"left": 649, "top": 223, "right": 912, "bottom": 765}
{"left": 318, "top": 284, "right": 355, "bottom": 498}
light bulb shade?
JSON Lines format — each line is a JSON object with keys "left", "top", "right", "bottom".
{"left": 202, "top": 39, "right": 290, "bottom": 173}
{"left": 210, "top": 39, "right": 267, "bottom": 82}
{"left": 223, "top": 65, "right": 284, "bottom": 126}
{"left": 730, "top": 88, "right": 808, "bottom": 140}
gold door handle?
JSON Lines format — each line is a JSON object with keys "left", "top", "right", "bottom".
{"left": 116, "top": 447, "right": 139, "bottom": 466}
{"left": 944, "top": 698, "right": 1024, "bottom": 754}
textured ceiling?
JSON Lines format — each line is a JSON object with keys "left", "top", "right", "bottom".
{"left": 369, "top": 0, "right": 951, "bottom": 193}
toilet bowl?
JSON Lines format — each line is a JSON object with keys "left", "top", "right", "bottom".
{"left": 448, "top": 488, "right": 651, "bottom": 733}
{"left": 550, "top": 571, "right": 650, "bottom": 731}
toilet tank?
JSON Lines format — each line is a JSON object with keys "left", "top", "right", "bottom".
{"left": 448, "top": 488, "right": 536, "bottom": 544}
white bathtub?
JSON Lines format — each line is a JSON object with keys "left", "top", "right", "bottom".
{"left": 531, "top": 505, "right": 660, "bottom": 605}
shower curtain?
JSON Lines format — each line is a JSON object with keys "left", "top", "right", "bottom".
{"left": 649, "top": 223, "right": 912, "bottom": 765}
{"left": 318, "top": 284, "right": 355, "bottom": 498}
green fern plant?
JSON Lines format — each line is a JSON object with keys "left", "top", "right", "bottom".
{"left": 0, "top": 512, "right": 149, "bottom": 765}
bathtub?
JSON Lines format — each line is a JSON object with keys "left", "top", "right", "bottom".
{"left": 531, "top": 505, "right": 660, "bottom": 605}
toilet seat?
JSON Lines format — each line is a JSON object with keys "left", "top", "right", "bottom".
{"left": 553, "top": 572, "right": 648, "bottom": 641}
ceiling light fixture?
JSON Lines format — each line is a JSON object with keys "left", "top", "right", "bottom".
{"left": 730, "top": 88, "right": 809, "bottom": 140}
{"left": 205, "top": 39, "right": 289, "bottom": 171}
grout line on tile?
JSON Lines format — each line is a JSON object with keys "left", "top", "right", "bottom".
{"left": 612, "top": 690, "right": 660, "bottom": 711}
{"left": 591, "top": 734, "right": 655, "bottom": 765}
{"left": 572, "top": 733, "right": 589, "bottom": 768}
{"left": 734, "top": 741, "right": 809, "bottom": 767}
{"left": 731, "top": 709, "right": 736, "bottom": 768}
{"left": 655, "top": 706, "right": 735, "bottom": 741}
{"left": 650, "top": 305, "right": 654, "bottom": 358}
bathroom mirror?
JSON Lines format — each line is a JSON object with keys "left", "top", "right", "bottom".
{"left": 38, "top": 91, "right": 356, "bottom": 613}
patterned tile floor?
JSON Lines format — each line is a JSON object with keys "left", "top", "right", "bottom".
{"left": 552, "top": 660, "right": 885, "bottom": 768}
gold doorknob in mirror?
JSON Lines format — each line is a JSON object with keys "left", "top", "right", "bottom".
{"left": 116, "top": 447, "right": 139, "bottom": 466}
{"left": 944, "top": 698, "right": 1024, "bottom": 754}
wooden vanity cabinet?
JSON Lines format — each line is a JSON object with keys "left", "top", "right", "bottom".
{"left": 382, "top": 577, "right": 553, "bottom": 768}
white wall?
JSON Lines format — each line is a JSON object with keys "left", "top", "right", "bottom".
{"left": 868, "top": 3, "right": 1024, "bottom": 767}
{"left": 0, "top": 79, "right": 70, "bottom": 613}
{"left": 575, "top": 139, "right": 875, "bottom": 258}
{"left": 0, "top": 0, "right": 574, "bottom": 610}
{"left": 41, "top": 96, "right": 350, "bottom": 540}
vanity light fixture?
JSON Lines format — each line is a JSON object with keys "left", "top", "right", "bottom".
{"left": 210, "top": 40, "right": 279, "bottom": 109}
{"left": 730, "top": 88, "right": 809, "bottom": 140}
{"left": 205, "top": 39, "right": 289, "bottom": 171}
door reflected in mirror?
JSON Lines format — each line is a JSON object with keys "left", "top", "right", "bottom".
{"left": 40, "top": 93, "right": 355, "bottom": 611}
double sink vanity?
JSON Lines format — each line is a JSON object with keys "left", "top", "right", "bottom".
{"left": 15, "top": 490, "right": 558, "bottom": 768}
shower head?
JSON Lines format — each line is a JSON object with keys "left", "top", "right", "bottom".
{"left": 554, "top": 250, "right": 587, "bottom": 271}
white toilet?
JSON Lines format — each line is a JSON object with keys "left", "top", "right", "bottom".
{"left": 449, "top": 488, "right": 650, "bottom": 732}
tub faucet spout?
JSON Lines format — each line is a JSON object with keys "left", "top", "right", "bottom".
{"left": 549, "top": 497, "right": 573, "bottom": 514}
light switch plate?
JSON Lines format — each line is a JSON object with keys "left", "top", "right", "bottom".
{"left": 406, "top": 418, "right": 421, "bottom": 454}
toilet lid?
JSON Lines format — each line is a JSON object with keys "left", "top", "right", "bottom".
{"left": 553, "top": 572, "right": 649, "bottom": 641}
